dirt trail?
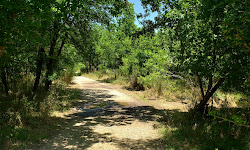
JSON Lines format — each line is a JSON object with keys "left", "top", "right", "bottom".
{"left": 28, "top": 76, "right": 167, "bottom": 150}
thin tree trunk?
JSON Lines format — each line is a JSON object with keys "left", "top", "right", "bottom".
{"left": 33, "top": 46, "right": 45, "bottom": 92}
{"left": 89, "top": 62, "right": 92, "bottom": 72}
{"left": 45, "top": 21, "right": 59, "bottom": 91}
{"left": 57, "top": 34, "right": 67, "bottom": 57}
{"left": 1, "top": 70, "right": 9, "bottom": 95}
{"left": 45, "top": 32, "right": 67, "bottom": 91}
{"left": 197, "top": 75, "right": 205, "bottom": 99}
{"left": 207, "top": 75, "right": 213, "bottom": 93}
{"left": 195, "top": 77, "right": 225, "bottom": 112}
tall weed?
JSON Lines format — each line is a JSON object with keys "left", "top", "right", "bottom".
{"left": 129, "top": 72, "right": 144, "bottom": 91}
{"left": 0, "top": 74, "right": 72, "bottom": 149}
{"left": 59, "top": 69, "right": 74, "bottom": 85}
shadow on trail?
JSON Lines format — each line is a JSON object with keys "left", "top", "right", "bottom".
{"left": 29, "top": 88, "right": 249, "bottom": 150}
{"left": 30, "top": 88, "right": 166, "bottom": 150}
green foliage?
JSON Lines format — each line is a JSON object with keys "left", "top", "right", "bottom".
{"left": 161, "top": 109, "right": 249, "bottom": 150}
{"left": 208, "top": 110, "right": 249, "bottom": 127}
{"left": 138, "top": 0, "right": 249, "bottom": 110}
{"left": 0, "top": 0, "right": 127, "bottom": 146}
{"left": 0, "top": 0, "right": 249, "bottom": 148}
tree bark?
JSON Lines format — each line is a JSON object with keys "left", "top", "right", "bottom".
{"left": 207, "top": 75, "right": 213, "bottom": 93}
{"left": 197, "top": 75, "right": 205, "bottom": 99}
{"left": 45, "top": 21, "right": 59, "bottom": 91}
{"left": 195, "top": 77, "right": 225, "bottom": 112}
{"left": 1, "top": 70, "right": 9, "bottom": 95}
{"left": 33, "top": 46, "right": 45, "bottom": 92}
{"left": 57, "top": 34, "right": 67, "bottom": 57}
{"left": 88, "top": 62, "right": 92, "bottom": 72}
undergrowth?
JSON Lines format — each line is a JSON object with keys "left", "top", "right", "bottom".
{"left": 159, "top": 108, "right": 249, "bottom": 150}
{"left": 0, "top": 75, "right": 77, "bottom": 149}
{"left": 83, "top": 70, "right": 246, "bottom": 109}
{"left": 82, "top": 70, "right": 250, "bottom": 149}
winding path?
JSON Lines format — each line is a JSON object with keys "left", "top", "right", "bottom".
{"left": 29, "top": 76, "right": 166, "bottom": 150}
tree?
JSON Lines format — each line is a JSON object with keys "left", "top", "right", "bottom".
{"left": 0, "top": 0, "right": 129, "bottom": 93}
{"left": 71, "top": 2, "right": 137, "bottom": 73}
{"left": 140, "top": 0, "right": 249, "bottom": 112}
{"left": 0, "top": 0, "right": 53, "bottom": 94}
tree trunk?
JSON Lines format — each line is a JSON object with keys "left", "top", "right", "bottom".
{"left": 33, "top": 46, "right": 45, "bottom": 92}
{"left": 45, "top": 63, "right": 53, "bottom": 91}
{"left": 1, "top": 70, "right": 9, "bottom": 95}
{"left": 207, "top": 75, "right": 213, "bottom": 93}
{"left": 197, "top": 75, "right": 205, "bottom": 98}
{"left": 45, "top": 32, "right": 66, "bottom": 91}
{"left": 195, "top": 77, "right": 225, "bottom": 112}
{"left": 88, "top": 62, "right": 92, "bottom": 72}
{"left": 45, "top": 21, "right": 59, "bottom": 91}
{"left": 57, "top": 34, "right": 67, "bottom": 57}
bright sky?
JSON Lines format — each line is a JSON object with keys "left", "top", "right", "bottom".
{"left": 128, "top": 0, "right": 158, "bottom": 28}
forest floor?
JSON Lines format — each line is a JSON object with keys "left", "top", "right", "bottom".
{"left": 27, "top": 76, "right": 189, "bottom": 150}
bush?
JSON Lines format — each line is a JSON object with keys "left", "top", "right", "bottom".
{"left": 60, "top": 70, "right": 74, "bottom": 85}
{"left": 0, "top": 78, "right": 71, "bottom": 149}
{"left": 129, "top": 72, "right": 144, "bottom": 91}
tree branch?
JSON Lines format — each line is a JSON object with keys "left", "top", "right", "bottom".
{"left": 57, "top": 33, "right": 67, "bottom": 56}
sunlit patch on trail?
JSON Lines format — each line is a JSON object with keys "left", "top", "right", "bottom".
{"left": 64, "top": 145, "right": 78, "bottom": 149}
{"left": 93, "top": 120, "right": 160, "bottom": 140}
{"left": 86, "top": 143, "right": 119, "bottom": 150}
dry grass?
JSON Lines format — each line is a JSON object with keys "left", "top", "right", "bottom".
{"left": 84, "top": 71, "right": 245, "bottom": 110}
{"left": 59, "top": 70, "right": 74, "bottom": 85}
{"left": 84, "top": 71, "right": 129, "bottom": 87}
{"left": 0, "top": 72, "right": 77, "bottom": 150}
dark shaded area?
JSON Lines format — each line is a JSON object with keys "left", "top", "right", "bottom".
{"left": 125, "top": 85, "right": 145, "bottom": 91}
{"left": 33, "top": 46, "right": 46, "bottom": 92}
{"left": 0, "top": 113, "right": 68, "bottom": 150}
{"left": 161, "top": 108, "right": 249, "bottom": 150}
{"left": 0, "top": 86, "right": 83, "bottom": 150}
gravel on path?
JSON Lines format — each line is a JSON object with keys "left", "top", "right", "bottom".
{"left": 28, "top": 76, "right": 167, "bottom": 150}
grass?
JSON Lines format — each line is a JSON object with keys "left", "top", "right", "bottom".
{"left": 1, "top": 70, "right": 247, "bottom": 150}
{"left": 11, "top": 116, "right": 66, "bottom": 150}
{"left": 159, "top": 109, "right": 249, "bottom": 150}
{"left": 84, "top": 70, "right": 129, "bottom": 86}
{"left": 84, "top": 70, "right": 248, "bottom": 110}
{"left": 84, "top": 71, "right": 192, "bottom": 101}
{"left": 58, "top": 70, "right": 74, "bottom": 85}
{"left": 8, "top": 87, "right": 83, "bottom": 150}
{"left": 0, "top": 77, "right": 83, "bottom": 150}
{"left": 83, "top": 70, "right": 249, "bottom": 149}
{"left": 140, "top": 96, "right": 147, "bottom": 102}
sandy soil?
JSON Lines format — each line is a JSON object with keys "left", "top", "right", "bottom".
{"left": 27, "top": 76, "right": 172, "bottom": 150}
